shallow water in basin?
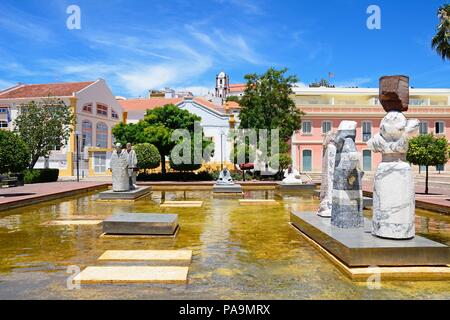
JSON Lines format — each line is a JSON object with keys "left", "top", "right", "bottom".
{"left": 0, "top": 189, "right": 449, "bottom": 299}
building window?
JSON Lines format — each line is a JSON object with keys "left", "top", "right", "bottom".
{"left": 435, "top": 121, "right": 445, "bottom": 135}
{"left": 302, "top": 121, "right": 312, "bottom": 135}
{"left": 93, "top": 152, "right": 107, "bottom": 173}
{"left": 410, "top": 99, "right": 427, "bottom": 106}
{"left": 362, "top": 121, "right": 372, "bottom": 142}
{"left": 436, "top": 164, "right": 445, "bottom": 172}
{"left": 82, "top": 120, "right": 92, "bottom": 149}
{"left": 363, "top": 150, "right": 372, "bottom": 171}
{"left": 111, "top": 109, "right": 119, "bottom": 119}
{"left": 82, "top": 103, "right": 92, "bottom": 113}
{"left": 302, "top": 150, "right": 312, "bottom": 172}
{"left": 0, "top": 107, "right": 8, "bottom": 113}
{"left": 96, "top": 122, "right": 108, "bottom": 148}
{"left": 0, "top": 120, "right": 8, "bottom": 128}
{"left": 419, "top": 121, "right": 428, "bottom": 135}
{"left": 322, "top": 121, "right": 332, "bottom": 134}
{"left": 96, "top": 104, "right": 108, "bottom": 117}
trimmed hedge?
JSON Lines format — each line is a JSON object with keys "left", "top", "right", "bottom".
{"left": 137, "top": 171, "right": 214, "bottom": 182}
{"left": 23, "top": 169, "right": 59, "bottom": 184}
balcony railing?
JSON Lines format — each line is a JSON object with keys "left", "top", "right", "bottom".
{"left": 297, "top": 104, "right": 450, "bottom": 115}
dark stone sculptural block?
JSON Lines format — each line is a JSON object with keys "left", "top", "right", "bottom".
{"left": 379, "top": 75, "right": 409, "bottom": 112}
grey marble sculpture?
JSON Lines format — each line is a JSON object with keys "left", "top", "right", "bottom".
{"left": 126, "top": 143, "right": 138, "bottom": 190}
{"left": 331, "top": 121, "right": 364, "bottom": 228}
{"left": 110, "top": 143, "right": 130, "bottom": 192}
{"left": 217, "top": 168, "right": 233, "bottom": 185}
{"left": 367, "top": 111, "right": 419, "bottom": 239}
{"left": 317, "top": 131, "right": 336, "bottom": 218}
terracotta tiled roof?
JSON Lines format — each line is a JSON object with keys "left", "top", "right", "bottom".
{"left": 224, "top": 101, "right": 240, "bottom": 109}
{"left": 118, "top": 98, "right": 183, "bottom": 111}
{"left": 229, "top": 83, "right": 246, "bottom": 92}
{"left": 0, "top": 81, "right": 96, "bottom": 99}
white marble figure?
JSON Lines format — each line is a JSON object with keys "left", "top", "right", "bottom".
{"left": 367, "top": 111, "right": 419, "bottom": 239}
{"left": 110, "top": 143, "right": 130, "bottom": 192}
{"left": 217, "top": 168, "right": 234, "bottom": 185}
{"left": 282, "top": 165, "right": 303, "bottom": 184}
{"left": 126, "top": 143, "right": 138, "bottom": 190}
{"left": 317, "top": 131, "right": 337, "bottom": 218}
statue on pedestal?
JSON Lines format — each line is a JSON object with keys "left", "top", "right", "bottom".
{"left": 317, "top": 131, "right": 336, "bottom": 218}
{"left": 126, "top": 143, "right": 138, "bottom": 190}
{"left": 110, "top": 143, "right": 130, "bottom": 192}
{"left": 217, "top": 168, "right": 233, "bottom": 185}
{"left": 368, "top": 75, "right": 419, "bottom": 239}
{"left": 282, "top": 165, "right": 303, "bottom": 184}
{"left": 331, "top": 121, "right": 364, "bottom": 228}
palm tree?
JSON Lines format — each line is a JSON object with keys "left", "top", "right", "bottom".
{"left": 432, "top": 4, "right": 450, "bottom": 60}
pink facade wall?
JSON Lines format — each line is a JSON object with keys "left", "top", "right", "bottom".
{"left": 293, "top": 118, "right": 450, "bottom": 173}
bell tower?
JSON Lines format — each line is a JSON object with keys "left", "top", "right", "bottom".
{"left": 215, "top": 71, "right": 229, "bottom": 101}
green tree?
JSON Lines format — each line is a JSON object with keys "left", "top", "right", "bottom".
{"left": 113, "top": 104, "right": 212, "bottom": 174}
{"left": 133, "top": 143, "right": 160, "bottom": 171}
{"left": 407, "top": 134, "right": 449, "bottom": 194}
{"left": 13, "top": 97, "right": 75, "bottom": 169}
{"left": 0, "top": 130, "right": 30, "bottom": 174}
{"left": 226, "top": 95, "right": 241, "bottom": 103}
{"left": 269, "top": 153, "right": 292, "bottom": 180}
{"left": 238, "top": 67, "right": 303, "bottom": 168}
{"left": 432, "top": 4, "right": 450, "bottom": 61}
{"left": 309, "top": 78, "right": 335, "bottom": 88}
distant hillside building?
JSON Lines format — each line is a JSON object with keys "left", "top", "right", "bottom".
{"left": 213, "top": 71, "right": 246, "bottom": 103}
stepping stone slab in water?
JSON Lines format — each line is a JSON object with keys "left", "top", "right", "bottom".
{"left": 103, "top": 213, "right": 178, "bottom": 235}
{"left": 160, "top": 201, "right": 203, "bottom": 208}
{"left": 98, "top": 250, "right": 192, "bottom": 263}
{"left": 74, "top": 266, "right": 189, "bottom": 284}
{"left": 44, "top": 220, "right": 103, "bottom": 226}
{"left": 239, "top": 199, "right": 279, "bottom": 206}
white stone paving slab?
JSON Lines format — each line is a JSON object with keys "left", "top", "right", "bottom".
{"left": 98, "top": 250, "right": 192, "bottom": 263}
{"left": 74, "top": 266, "right": 189, "bottom": 283}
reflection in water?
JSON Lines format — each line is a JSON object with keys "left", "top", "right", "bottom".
{"left": 0, "top": 190, "right": 449, "bottom": 299}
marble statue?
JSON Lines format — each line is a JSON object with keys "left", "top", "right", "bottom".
{"left": 331, "top": 121, "right": 364, "bottom": 228}
{"left": 317, "top": 131, "right": 336, "bottom": 218}
{"left": 368, "top": 75, "right": 419, "bottom": 239}
{"left": 217, "top": 168, "right": 233, "bottom": 185}
{"left": 126, "top": 143, "right": 138, "bottom": 190}
{"left": 110, "top": 143, "right": 130, "bottom": 192}
{"left": 282, "top": 165, "right": 303, "bottom": 184}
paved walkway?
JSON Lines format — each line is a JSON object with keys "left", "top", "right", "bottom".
{"left": 0, "top": 182, "right": 108, "bottom": 212}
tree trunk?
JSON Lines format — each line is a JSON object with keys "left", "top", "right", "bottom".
{"left": 160, "top": 154, "right": 166, "bottom": 175}
{"left": 29, "top": 155, "right": 40, "bottom": 169}
{"left": 425, "top": 165, "right": 429, "bottom": 194}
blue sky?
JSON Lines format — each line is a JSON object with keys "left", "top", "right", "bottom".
{"left": 0, "top": 0, "right": 448, "bottom": 97}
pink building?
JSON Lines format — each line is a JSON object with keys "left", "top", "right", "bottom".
{"left": 291, "top": 87, "right": 450, "bottom": 173}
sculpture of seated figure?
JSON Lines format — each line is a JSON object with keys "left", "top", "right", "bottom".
{"left": 282, "top": 165, "right": 302, "bottom": 184}
{"left": 217, "top": 168, "right": 234, "bottom": 185}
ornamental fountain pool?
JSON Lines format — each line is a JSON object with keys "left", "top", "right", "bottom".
{"left": 0, "top": 189, "right": 449, "bottom": 299}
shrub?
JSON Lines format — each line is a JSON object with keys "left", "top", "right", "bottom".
{"left": 23, "top": 169, "right": 59, "bottom": 184}
{"left": 0, "top": 130, "right": 30, "bottom": 174}
{"left": 133, "top": 143, "right": 160, "bottom": 170}
{"left": 169, "top": 158, "right": 202, "bottom": 172}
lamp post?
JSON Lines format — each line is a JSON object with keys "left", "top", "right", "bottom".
{"left": 75, "top": 131, "right": 80, "bottom": 182}
{"left": 220, "top": 131, "right": 224, "bottom": 171}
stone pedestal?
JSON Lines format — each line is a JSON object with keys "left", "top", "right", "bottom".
{"left": 103, "top": 213, "right": 178, "bottom": 235}
{"left": 290, "top": 211, "right": 450, "bottom": 267}
{"left": 212, "top": 184, "right": 243, "bottom": 193}
{"left": 98, "top": 186, "right": 151, "bottom": 200}
{"left": 277, "top": 182, "right": 316, "bottom": 191}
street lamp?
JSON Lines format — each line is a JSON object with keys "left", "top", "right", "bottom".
{"left": 75, "top": 131, "right": 81, "bottom": 182}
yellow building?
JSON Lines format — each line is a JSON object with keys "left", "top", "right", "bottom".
{"left": 0, "top": 79, "right": 123, "bottom": 177}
